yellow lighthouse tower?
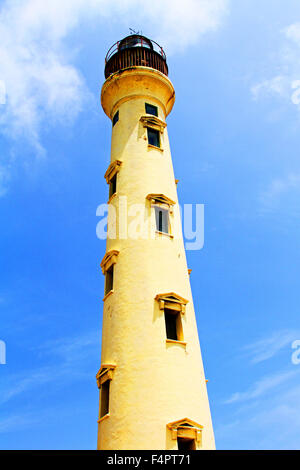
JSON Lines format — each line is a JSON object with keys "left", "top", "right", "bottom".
{"left": 97, "top": 34, "right": 215, "bottom": 451}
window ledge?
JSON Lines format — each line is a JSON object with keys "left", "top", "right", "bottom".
{"left": 140, "top": 115, "right": 166, "bottom": 132}
{"left": 104, "top": 159, "right": 122, "bottom": 184}
{"left": 103, "top": 290, "right": 114, "bottom": 301}
{"left": 166, "top": 339, "right": 187, "bottom": 347}
{"left": 155, "top": 230, "right": 174, "bottom": 239}
{"left": 148, "top": 144, "right": 164, "bottom": 152}
{"left": 107, "top": 192, "right": 117, "bottom": 204}
{"left": 98, "top": 413, "right": 110, "bottom": 424}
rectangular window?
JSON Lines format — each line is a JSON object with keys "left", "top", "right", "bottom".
{"left": 100, "top": 380, "right": 110, "bottom": 418}
{"left": 112, "top": 110, "right": 119, "bottom": 127}
{"left": 105, "top": 265, "right": 114, "bottom": 295}
{"left": 145, "top": 103, "right": 158, "bottom": 116}
{"left": 109, "top": 174, "right": 117, "bottom": 199}
{"left": 177, "top": 438, "right": 196, "bottom": 450}
{"left": 164, "top": 308, "right": 183, "bottom": 341}
{"left": 147, "top": 127, "right": 160, "bottom": 148}
{"left": 155, "top": 206, "right": 169, "bottom": 234}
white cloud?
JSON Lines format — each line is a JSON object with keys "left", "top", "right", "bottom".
{"left": 251, "top": 76, "right": 289, "bottom": 101}
{"left": 217, "top": 388, "right": 300, "bottom": 449}
{"left": 259, "top": 173, "right": 300, "bottom": 216}
{"left": 137, "top": 0, "right": 229, "bottom": 51}
{"left": 0, "top": 330, "right": 99, "bottom": 405}
{"left": 219, "top": 328, "right": 300, "bottom": 449}
{"left": 251, "top": 22, "right": 300, "bottom": 110}
{"left": 0, "top": 412, "right": 39, "bottom": 433}
{"left": 0, "top": 0, "right": 228, "bottom": 158}
{"left": 224, "top": 370, "right": 297, "bottom": 404}
{"left": 217, "top": 378, "right": 300, "bottom": 449}
{"left": 0, "top": 165, "right": 10, "bottom": 196}
{"left": 37, "top": 330, "right": 100, "bottom": 364}
{"left": 0, "top": 0, "right": 90, "bottom": 155}
{"left": 243, "top": 329, "right": 300, "bottom": 364}
{"left": 284, "top": 22, "right": 300, "bottom": 46}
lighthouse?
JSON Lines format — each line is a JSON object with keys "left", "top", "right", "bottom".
{"left": 96, "top": 34, "right": 215, "bottom": 450}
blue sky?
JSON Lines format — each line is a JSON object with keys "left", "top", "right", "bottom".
{"left": 1, "top": 0, "right": 300, "bottom": 450}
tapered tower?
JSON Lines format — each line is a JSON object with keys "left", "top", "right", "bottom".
{"left": 97, "top": 34, "right": 215, "bottom": 450}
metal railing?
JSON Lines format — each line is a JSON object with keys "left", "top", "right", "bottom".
{"left": 105, "top": 35, "right": 166, "bottom": 63}
{"left": 104, "top": 36, "right": 168, "bottom": 78}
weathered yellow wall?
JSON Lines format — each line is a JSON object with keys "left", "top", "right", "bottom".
{"left": 98, "top": 67, "right": 215, "bottom": 450}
